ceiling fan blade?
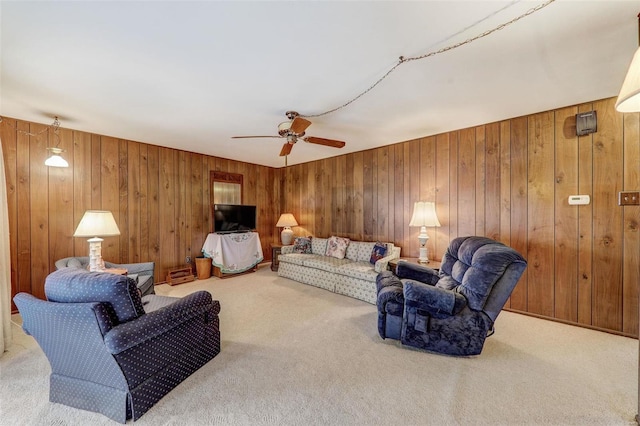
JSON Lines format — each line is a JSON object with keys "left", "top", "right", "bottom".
{"left": 279, "top": 142, "right": 293, "bottom": 157}
{"left": 232, "top": 135, "right": 281, "bottom": 139}
{"left": 303, "top": 136, "right": 346, "bottom": 148}
{"left": 290, "top": 117, "right": 311, "bottom": 134}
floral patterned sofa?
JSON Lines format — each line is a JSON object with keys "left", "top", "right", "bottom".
{"left": 278, "top": 236, "right": 401, "bottom": 304}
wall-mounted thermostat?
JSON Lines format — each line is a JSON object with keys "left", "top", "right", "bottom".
{"left": 568, "top": 195, "right": 590, "bottom": 205}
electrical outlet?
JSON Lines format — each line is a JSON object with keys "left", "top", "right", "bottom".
{"left": 618, "top": 191, "right": 640, "bottom": 206}
{"left": 186, "top": 256, "right": 192, "bottom": 264}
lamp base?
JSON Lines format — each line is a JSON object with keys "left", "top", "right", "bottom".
{"left": 281, "top": 227, "right": 294, "bottom": 245}
{"left": 417, "top": 226, "right": 430, "bottom": 263}
{"left": 418, "top": 247, "right": 430, "bottom": 264}
{"left": 87, "top": 237, "right": 105, "bottom": 272}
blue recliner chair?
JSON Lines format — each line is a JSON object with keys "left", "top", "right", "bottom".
{"left": 376, "top": 236, "right": 527, "bottom": 356}
{"left": 13, "top": 268, "right": 221, "bottom": 423}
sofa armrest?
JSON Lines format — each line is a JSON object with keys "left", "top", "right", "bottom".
{"left": 374, "top": 246, "right": 401, "bottom": 273}
{"left": 396, "top": 261, "right": 440, "bottom": 285}
{"left": 281, "top": 245, "right": 295, "bottom": 255}
{"left": 104, "top": 291, "right": 219, "bottom": 354}
{"left": 403, "top": 280, "right": 466, "bottom": 319}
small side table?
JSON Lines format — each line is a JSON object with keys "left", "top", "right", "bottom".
{"left": 271, "top": 243, "right": 289, "bottom": 271}
{"left": 102, "top": 268, "right": 128, "bottom": 276}
{"left": 388, "top": 258, "right": 441, "bottom": 272}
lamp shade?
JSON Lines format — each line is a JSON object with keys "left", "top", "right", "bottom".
{"left": 616, "top": 47, "right": 640, "bottom": 112}
{"left": 276, "top": 213, "right": 298, "bottom": 228}
{"left": 73, "top": 210, "right": 121, "bottom": 237}
{"left": 409, "top": 202, "right": 441, "bottom": 227}
{"left": 45, "top": 148, "right": 69, "bottom": 168}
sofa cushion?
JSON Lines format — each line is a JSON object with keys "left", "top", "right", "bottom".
{"left": 279, "top": 253, "right": 321, "bottom": 266}
{"left": 293, "top": 237, "right": 312, "bottom": 254}
{"left": 326, "top": 236, "right": 350, "bottom": 259}
{"left": 45, "top": 268, "right": 145, "bottom": 324}
{"left": 311, "top": 237, "right": 328, "bottom": 255}
{"left": 345, "top": 241, "right": 375, "bottom": 262}
{"left": 303, "top": 256, "right": 352, "bottom": 273}
{"left": 337, "top": 261, "right": 378, "bottom": 281}
{"left": 369, "top": 242, "right": 388, "bottom": 264}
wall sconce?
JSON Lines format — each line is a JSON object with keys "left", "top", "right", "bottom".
{"left": 73, "top": 210, "right": 121, "bottom": 272}
{"left": 44, "top": 117, "right": 68, "bottom": 167}
{"left": 276, "top": 213, "right": 298, "bottom": 245}
{"left": 0, "top": 115, "right": 69, "bottom": 167}
{"left": 409, "top": 201, "right": 441, "bottom": 263}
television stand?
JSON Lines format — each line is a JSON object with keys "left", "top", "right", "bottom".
{"left": 212, "top": 263, "right": 259, "bottom": 279}
{"left": 202, "top": 232, "right": 264, "bottom": 278}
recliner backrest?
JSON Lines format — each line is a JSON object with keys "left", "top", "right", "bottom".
{"left": 437, "top": 236, "right": 527, "bottom": 315}
{"left": 45, "top": 268, "right": 145, "bottom": 325}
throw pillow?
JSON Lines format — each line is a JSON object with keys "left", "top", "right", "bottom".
{"left": 325, "top": 236, "right": 350, "bottom": 259}
{"left": 293, "top": 237, "right": 312, "bottom": 254}
{"left": 369, "top": 242, "right": 388, "bottom": 265}
{"left": 67, "top": 257, "right": 83, "bottom": 268}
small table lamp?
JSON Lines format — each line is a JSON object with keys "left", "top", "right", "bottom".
{"left": 409, "top": 201, "right": 441, "bottom": 263}
{"left": 73, "top": 210, "right": 121, "bottom": 272}
{"left": 276, "top": 213, "right": 298, "bottom": 245}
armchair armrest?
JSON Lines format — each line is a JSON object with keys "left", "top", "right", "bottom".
{"left": 396, "top": 261, "right": 440, "bottom": 285}
{"left": 104, "top": 291, "right": 219, "bottom": 354}
{"left": 403, "top": 281, "right": 466, "bottom": 319}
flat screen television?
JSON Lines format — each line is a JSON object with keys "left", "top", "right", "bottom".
{"left": 213, "top": 204, "right": 257, "bottom": 233}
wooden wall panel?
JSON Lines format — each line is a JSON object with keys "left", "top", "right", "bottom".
{"left": 509, "top": 116, "right": 529, "bottom": 311}
{"left": 577, "top": 102, "right": 594, "bottom": 325}
{"left": 3, "top": 95, "right": 640, "bottom": 337}
{"left": 527, "top": 111, "right": 555, "bottom": 317}
{"left": 16, "top": 121, "right": 31, "bottom": 296}
{"left": 554, "top": 106, "right": 579, "bottom": 322}
{"left": 623, "top": 112, "right": 640, "bottom": 336}
{"left": 592, "top": 98, "right": 624, "bottom": 331}
{"left": 29, "top": 124, "right": 50, "bottom": 300}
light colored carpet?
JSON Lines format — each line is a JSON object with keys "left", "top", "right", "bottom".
{"left": 1, "top": 264, "right": 637, "bottom": 425}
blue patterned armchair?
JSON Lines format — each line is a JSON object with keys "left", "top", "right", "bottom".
{"left": 376, "top": 236, "right": 527, "bottom": 356}
{"left": 13, "top": 268, "right": 221, "bottom": 423}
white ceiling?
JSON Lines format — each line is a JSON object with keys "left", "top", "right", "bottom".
{"left": 1, "top": 1, "right": 638, "bottom": 168}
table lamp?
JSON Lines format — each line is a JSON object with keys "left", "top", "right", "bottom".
{"left": 276, "top": 213, "right": 298, "bottom": 245}
{"left": 73, "top": 210, "right": 121, "bottom": 272}
{"left": 409, "top": 201, "right": 441, "bottom": 263}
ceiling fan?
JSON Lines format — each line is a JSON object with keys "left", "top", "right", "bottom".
{"left": 232, "top": 111, "right": 346, "bottom": 156}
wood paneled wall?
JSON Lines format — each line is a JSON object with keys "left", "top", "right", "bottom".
{"left": 2, "top": 96, "right": 639, "bottom": 336}
{"left": 281, "top": 97, "right": 640, "bottom": 337}
{"left": 1, "top": 118, "right": 280, "bottom": 304}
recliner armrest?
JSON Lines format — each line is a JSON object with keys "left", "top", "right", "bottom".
{"left": 104, "top": 291, "right": 219, "bottom": 354}
{"left": 395, "top": 261, "right": 440, "bottom": 285}
{"left": 403, "top": 280, "right": 466, "bottom": 319}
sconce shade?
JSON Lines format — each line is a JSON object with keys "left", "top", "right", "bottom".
{"left": 616, "top": 47, "right": 640, "bottom": 113}
{"left": 73, "top": 210, "right": 121, "bottom": 237}
{"left": 45, "top": 147, "right": 69, "bottom": 168}
{"left": 409, "top": 202, "right": 441, "bottom": 228}
{"left": 276, "top": 213, "right": 298, "bottom": 228}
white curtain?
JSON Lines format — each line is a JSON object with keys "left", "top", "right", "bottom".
{"left": 0, "top": 140, "right": 13, "bottom": 355}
